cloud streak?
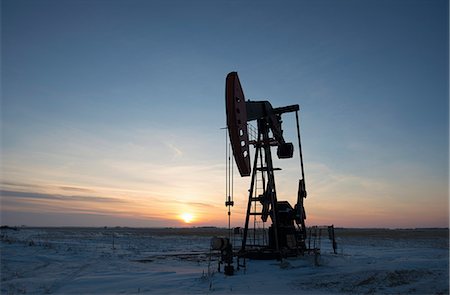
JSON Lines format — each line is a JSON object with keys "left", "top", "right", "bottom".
{"left": 0, "top": 190, "right": 126, "bottom": 204}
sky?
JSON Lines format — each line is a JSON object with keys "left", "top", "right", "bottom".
{"left": 1, "top": 0, "right": 448, "bottom": 228}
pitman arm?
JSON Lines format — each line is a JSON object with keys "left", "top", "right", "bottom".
{"left": 246, "top": 101, "right": 299, "bottom": 158}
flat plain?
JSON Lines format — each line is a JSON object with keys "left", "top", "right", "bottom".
{"left": 1, "top": 227, "right": 448, "bottom": 294}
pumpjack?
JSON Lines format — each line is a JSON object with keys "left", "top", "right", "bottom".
{"left": 225, "top": 72, "right": 308, "bottom": 259}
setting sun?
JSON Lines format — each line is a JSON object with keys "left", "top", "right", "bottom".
{"left": 180, "top": 213, "right": 194, "bottom": 224}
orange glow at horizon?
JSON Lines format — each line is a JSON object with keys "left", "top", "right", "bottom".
{"left": 180, "top": 212, "right": 194, "bottom": 224}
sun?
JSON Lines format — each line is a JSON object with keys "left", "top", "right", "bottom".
{"left": 180, "top": 213, "right": 194, "bottom": 224}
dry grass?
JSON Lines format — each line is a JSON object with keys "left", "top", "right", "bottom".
{"left": 334, "top": 228, "right": 449, "bottom": 239}
{"left": 9, "top": 226, "right": 448, "bottom": 239}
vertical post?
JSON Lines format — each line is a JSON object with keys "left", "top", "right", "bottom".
{"left": 295, "top": 110, "right": 305, "bottom": 185}
{"left": 112, "top": 231, "right": 115, "bottom": 250}
{"left": 260, "top": 119, "right": 280, "bottom": 256}
{"left": 225, "top": 129, "right": 234, "bottom": 243}
{"left": 295, "top": 110, "right": 307, "bottom": 242}
{"left": 241, "top": 134, "right": 261, "bottom": 253}
{"left": 329, "top": 225, "right": 337, "bottom": 254}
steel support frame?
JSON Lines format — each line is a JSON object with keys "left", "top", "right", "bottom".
{"left": 240, "top": 118, "right": 281, "bottom": 256}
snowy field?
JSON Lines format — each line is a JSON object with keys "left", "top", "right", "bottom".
{"left": 1, "top": 227, "right": 448, "bottom": 294}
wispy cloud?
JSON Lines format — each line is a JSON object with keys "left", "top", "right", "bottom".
{"left": 58, "top": 186, "right": 96, "bottom": 193}
{"left": 0, "top": 188, "right": 183, "bottom": 225}
{"left": 186, "top": 202, "right": 217, "bottom": 208}
{"left": 0, "top": 190, "right": 126, "bottom": 203}
{"left": 166, "top": 142, "right": 183, "bottom": 158}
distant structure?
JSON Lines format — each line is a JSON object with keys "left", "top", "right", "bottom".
{"left": 225, "top": 72, "right": 308, "bottom": 260}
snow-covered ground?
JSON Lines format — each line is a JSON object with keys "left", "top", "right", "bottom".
{"left": 1, "top": 227, "right": 448, "bottom": 294}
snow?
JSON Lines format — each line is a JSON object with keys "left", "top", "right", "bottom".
{"left": 1, "top": 227, "right": 448, "bottom": 294}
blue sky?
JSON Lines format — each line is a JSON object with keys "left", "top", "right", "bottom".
{"left": 1, "top": 0, "right": 448, "bottom": 227}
